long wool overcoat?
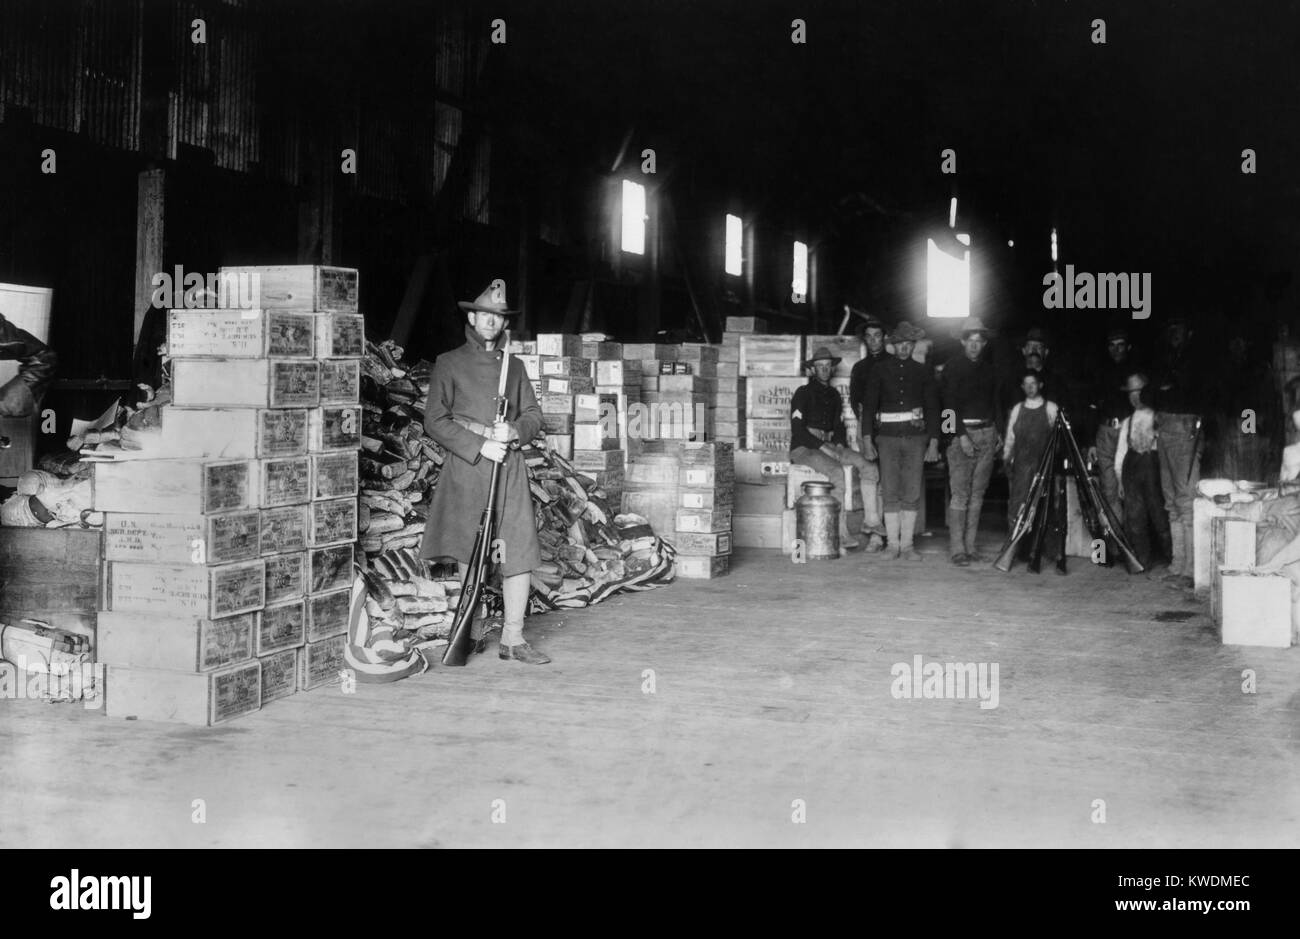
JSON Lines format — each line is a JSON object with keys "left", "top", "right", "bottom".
{"left": 418, "top": 325, "right": 543, "bottom": 576}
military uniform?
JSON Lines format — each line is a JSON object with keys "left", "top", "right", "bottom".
{"left": 419, "top": 324, "right": 543, "bottom": 577}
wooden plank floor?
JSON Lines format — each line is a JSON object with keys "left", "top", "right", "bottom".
{"left": 3, "top": 531, "right": 1299, "bottom": 848}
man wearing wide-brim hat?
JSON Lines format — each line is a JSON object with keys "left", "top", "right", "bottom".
{"left": 847, "top": 315, "right": 890, "bottom": 551}
{"left": 419, "top": 279, "right": 550, "bottom": 664}
{"left": 861, "top": 321, "right": 941, "bottom": 559}
{"left": 789, "top": 345, "right": 879, "bottom": 551}
{"left": 940, "top": 317, "right": 1000, "bottom": 565}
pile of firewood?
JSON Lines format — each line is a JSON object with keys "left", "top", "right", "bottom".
{"left": 360, "top": 547, "right": 463, "bottom": 641}
{"left": 358, "top": 340, "right": 440, "bottom": 556}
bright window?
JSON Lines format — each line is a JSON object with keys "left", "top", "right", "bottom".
{"left": 792, "top": 241, "right": 808, "bottom": 303}
{"left": 621, "top": 180, "right": 646, "bottom": 255}
{"left": 725, "top": 214, "right": 743, "bottom": 276}
{"left": 926, "top": 236, "right": 970, "bottom": 318}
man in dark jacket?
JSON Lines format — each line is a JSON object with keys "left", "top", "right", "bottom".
{"left": 789, "top": 346, "right": 880, "bottom": 551}
{"left": 940, "top": 317, "right": 999, "bottom": 565}
{"left": 862, "top": 321, "right": 941, "bottom": 560}
{"left": 419, "top": 280, "right": 549, "bottom": 664}
{"left": 0, "top": 311, "right": 57, "bottom": 418}
{"left": 848, "top": 316, "right": 889, "bottom": 549}
{"left": 1087, "top": 326, "right": 1137, "bottom": 527}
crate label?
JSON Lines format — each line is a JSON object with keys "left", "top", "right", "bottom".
{"left": 200, "top": 613, "right": 256, "bottom": 671}
{"left": 271, "top": 361, "right": 320, "bottom": 407}
{"left": 300, "top": 635, "right": 347, "bottom": 690}
{"left": 212, "top": 561, "right": 266, "bottom": 617}
{"left": 257, "top": 599, "right": 306, "bottom": 655}
{"left": 318, "top": 270, "right": 359, "bottom": 311}
{"left": 168, "top": 310, "right": 313, "bottom": 357}
{"left": 260, "top": 649, "right": 299, "bottom": 704}
{"left": 312, "top": 451, "right": 359, "bottom": 499}
{"left": 205, "top": 462, "right": 250, "bottom": 513}
{"left": 314, "top": 407, "right": 361, "bottom": 450}
{"left": 264, "top": 552, "right": 306, "bottom": 603}
{"left": 307, "top": 588, "right": 352, "bottom": 642}
{"left": 260, "top": 506, "right": 308, "bottom": 554}
{"left": 105, "top": 511, "right": 259, "bottom": 564}
{"left": 319, "top": 359, "right": 361, "bottom": 403}
{"left": 310, "top": 544, "right": 354, "bottom": 594}
{"left": 211, "top": 662, "right": 261, "bottom": 723}
{"left": 259, "top": 409, "right": 309, "bottom": 456}
{"left": 312, "top": 498, "right": 357, "bottom": 545}
{"left": 261, "top": 456, "right": 311, "bottom": 506}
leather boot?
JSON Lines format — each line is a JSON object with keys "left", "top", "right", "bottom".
{"left": 948, "top": 507, "right": 968, "bottom": 565}
{"left": 965, "top": 497, "right": 985, "bottom": 561}
{"left": 1163, "top": 522, "right": 1186, "bottom": 584}
{"left": 900, "top": 510, "right": 922, "bottom": 560}
{"left": 839, "top": 508, "right": 861, "bottom": 551}
{"left": 883, "top": 512, "right": 901, "bottom": 559}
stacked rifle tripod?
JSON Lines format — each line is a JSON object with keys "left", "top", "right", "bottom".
{"left": 994, "top": 411, "right": 1145, "bottom": 575}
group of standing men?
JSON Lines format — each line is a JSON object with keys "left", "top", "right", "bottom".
{"left": 790, "top": 312, "right": 1245, "bottom": 586}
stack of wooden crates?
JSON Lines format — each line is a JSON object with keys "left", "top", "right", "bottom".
{"left": 97, "top": 265, "right": 363, "bottom": 725}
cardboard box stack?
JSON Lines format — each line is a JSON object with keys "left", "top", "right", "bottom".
{"left": 712, "top": 328, "right": 745, "bottom": 451}
{"left": 96, "top": 265, "right": 362, "bottom": 725}
{"left": 535, "top": 333, "right": 592, "bottom": 460}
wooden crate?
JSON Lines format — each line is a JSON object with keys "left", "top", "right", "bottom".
{"left": 311, "top": 451, "right": 359, "bottom": 500}
{"left": 1221, "top": 572, "right": 1291, "bottom": 647}
{"left": 740, "top": 335, "right": 803, "bottom": 376}
{"left": 159, "top": 407, "right": 309, "bottom": 459}
{"left": 309, "top": 544, "right": 354, "bottom": 594}
{"left": 536, "top": 333, "right": 582, "bottom": 357}
{"left": 103, "top": 510, "right": 260, "bottom": 565}
{"left": 582, "top": 341, "right": 623, "bottom": 359}
{"left": 94, "top": 459, "right": 251, "bottom": 514}
{"left": 106, "top": 559, "right": 265, "bottom": 620}
{"left": 257, "top": 598, "right": 307, "bottom": 655}
{"left": 596, "top": 361, "right": 640, "bottom": 386}
{"left": 254, "top": 456, "right": 311, "bottom": 508}
{"left": 299, "top": 634, "right": 347, "bottom": 691}
{"left": 724, "top": 316, "right": 766, "bottom": 334}
{"left": 622, "top": 343, "right": 676, "bottom": 360}
{"left": 622, "top": 488, "right": 678, "bottom": 539}
{"left": 308, "top": 497, "right": 358, "bottom": 547}
{"left": 574, "top": 423, "right": 617, "bottom": 451}
{"left": 572, "top": 449, "right": 624, "bottom": 473}
{"left": 171, "top": 358, "right": 320, "bottom": 408}
{"left": 97, "top": 610, "right": 255, "bottom": 672}
{"left": 542, "top": 375, "right": 594, "bottom": 395}
{"left": 679, "top": 488, "right": 732, "bottom": 510}
{"left": 540, "top": 356, "right": 593, "bottom": 379}
{"left": 680, "top": 465, "right": 734, "bottom": 488}
{"left": 309, "top": 406, "right": 361, "bottom": 452}
{"left": 259, "top": 505, "right": 309, "bottom": 555}
{"left": 306, "top": 587, "right": 351, "bottom": 642}
{"left": 745, "top": 376, "right": 802, "bottom": 420}
{"left": 220, "top": 264, "right": 358, "bottom": 313}
{"left": 0, "top": 527, "right": 101, "bottom": 644}
{"left": 314, "top": 313, "right": 365, "bottom": 358}
{"left": 106, "top": 660, "right": 261, "bottom": 725}
{"left": 732, "top": 514, "right": 783, "bottom": 548}
{"left": 675, "top": 554, "right": 730, "bottom": 579}
{"left": 167, "top": 309, "right": 315, "bottom": 358}
{"left": 318, "top": 359, "right": 362, "bottom": 405}
{"left": 517, "top": 355, "right": 541, "bottom": 380}
{"left": 672, "top": 530, "right": 732, "bottom": 557}
{"left": 540, "top": 393, "right": 574, "bottom": 414}
{"left": 544, "top": 434, "right": 573, "bottom": 459}
{"left": 542, "top": 413, "right": 574, "bottom": 435}
{"left": 1210, "top": 518, "right": 1257, "bottom": 625}
{"left": 575, "top": 393, "right": 616, "bottom": 423}
{"left": 746, "top": 418, "right": 791, "bottom": 453}
{"left": 675, "top": 507, "right": 732, "bottom": 533}
{"left": 264, "top": 551, "right": 307, "bottom": 604}
{"left": 260, "top": 648, "right": 299, "bottom": 704}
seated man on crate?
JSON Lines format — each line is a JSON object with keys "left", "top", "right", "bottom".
{"left": 0, "top": 311, "right": 56, "bottom": 420}
{"left": 788, "top": 346, "right": 881, "bottom": 551}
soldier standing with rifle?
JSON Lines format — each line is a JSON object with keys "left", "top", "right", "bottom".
{"left": 419, "top": 280, "right": 550, "bottom": 664}
{"left": 861, "top": 321, "right": 941, "bottom": 560}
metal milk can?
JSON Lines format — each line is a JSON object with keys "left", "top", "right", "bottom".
{"left": 795, "top": 480, "right": 841, "bottom": 560}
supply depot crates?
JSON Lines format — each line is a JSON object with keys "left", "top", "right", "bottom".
{"left": 100, "top": 265, "right": 362, "bottom": 725}
{"left": 633, "top": 441, "right": 734, "bottom": 580}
